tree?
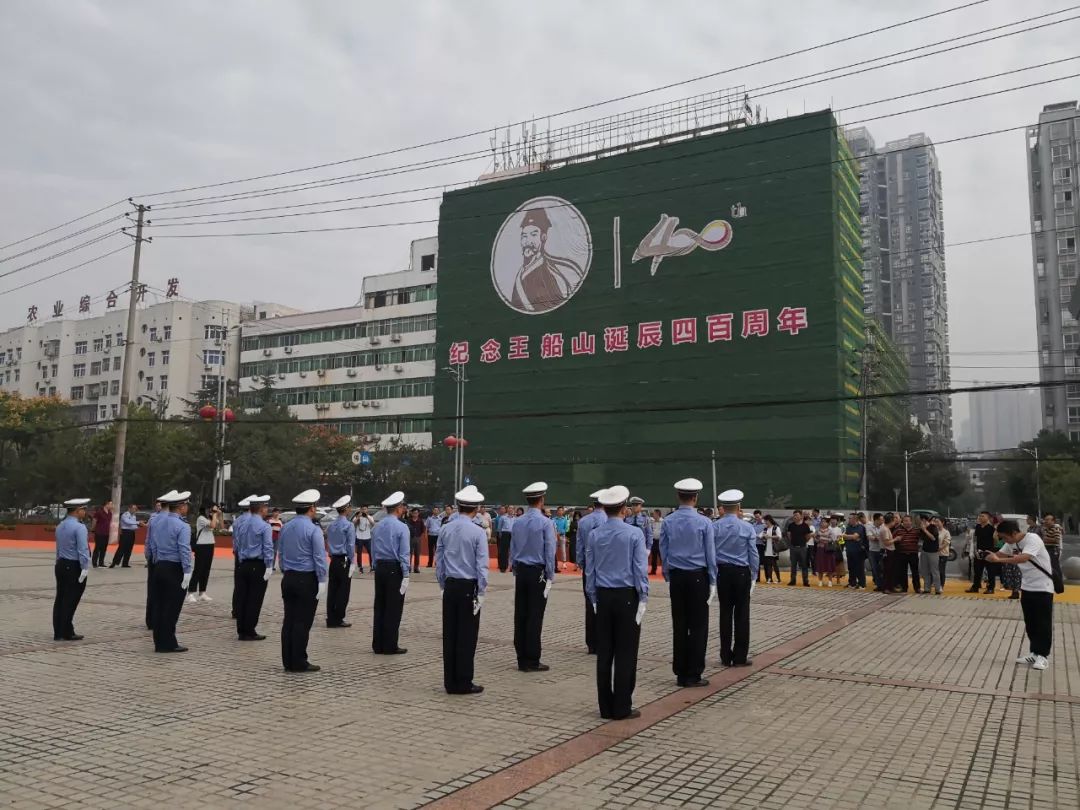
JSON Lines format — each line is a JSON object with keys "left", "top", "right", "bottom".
{"left": 0, "top": 393, "right": 82, "bottom": 508}
{"left": 866, "top": 421, "right": 967, "bottom": 514}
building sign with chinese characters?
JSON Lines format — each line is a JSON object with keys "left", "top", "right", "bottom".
{"left": 435, "top": 111, "right": 863, "bottom": 506}
{"left": 22, "top": 278, "right": 179, "bottom": 324}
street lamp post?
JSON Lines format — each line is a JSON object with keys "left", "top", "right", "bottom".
{"left": 903, "top": 449, "right": 932, "bottom": 514}
{"left": 443, "top": 364, "right": 468, "bottom": 492}
{"left": 1018, "top": 447, "right": 1042, "bottom": 518}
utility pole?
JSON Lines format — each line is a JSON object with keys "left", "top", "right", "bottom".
{"left": 858, "top": 325, "right": 874, "bottom": 512}
{"left": 108, "top": 202, "right": 149, "bottom": 545}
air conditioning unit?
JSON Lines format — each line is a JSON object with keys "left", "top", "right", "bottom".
{"left": 374, "top": 363, "right": 383, "bottom": 371}
{"left": 251, "top": 376, "right": 259, "bottom": 382}
{"left": 103, "top": 346, "right": 110, "bottom": 355}
{"left": 346, "top": 368, "right": 357, "bottom": 377}
{"left": 393, "top": 364, "right": 404, "bottom": 373}
{"left": 204, "top": 364, "right": 213, "bottom": 372}
{"left": 278, "top": 373, "right": 286, "bottom": 380}
{"left": 316, "top": 369, "right": 326, "bottom": 378}
{"left": 315, "top": 403, "right": 330, "bottom": 411}
{"left": 262, "top": 349, "right": 272, "bottom": 357}
{"left": 370, "top": 400, "right": 382, "bottom": 409}
{"left": 360, "top": 400, "right": 370, "bottom": 408}
{"left": 370, "top": 336, "right": 382, "bottom": 346}
{"left": 390, "top": 334, "right": 402, "bottom": 343}
{"left": 213, "top": 339, "right": 222, "bottom": 347}
{"left": 299, "top": 371, "right": 307, "bottom": 378}
{"left": 284, "top": 346, "right": 293, "bottom": 354}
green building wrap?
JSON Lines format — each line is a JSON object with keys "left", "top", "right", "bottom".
{"left": 434, "top": 110, "right": 864, "bottom": 508}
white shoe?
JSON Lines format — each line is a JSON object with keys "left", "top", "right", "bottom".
{"left": 818, "top": 581, "right": 823, "bottom": 587}
{"left": 1033, "top": 655, "right": 1049, "bottom": 671}
{"left": 827, "top": 581, "right": 833, "bottom": 587}
{"left": 199, "top": 593, "right": 213, "bottom": 602}
{"left": 1015, "top": 653, "right": 1037, "bottom": 665}
{"left": 186, "top": 594, "right": 198, "bottom": 604}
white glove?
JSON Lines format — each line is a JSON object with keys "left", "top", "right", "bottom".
{"left": 348, "top": 564, "right": 357, "bottom": 578}
{"left": 635, "top": 602, "right": 647, "bottom": 625}
{"left": 316, "top": 581, "right": 327, "bottom": 601}
{"left": 180, "top": 573, "right": 191, "bottom": 591}
{"left": 78, "top": 569, "right": 88, "bottom": 584}
{"left": 707, "top": 584, "right": 717, "bottom": 606}
{"left": 400, "top": 577, "right": 409, "bottom": 596}
{"left": 750, "top": 580, "right": 756, "bottom": 596}
{"left": 263, "top": 567, "right": 272, "bottom": 582}
{"left": 543, "top": 580, "right": 553, "bottom": 600}
{"left": 473, "top": 594, "right": 485, "bottom": 615}
{"left": 592, "top": 602, "right": 598, "bottom": 614}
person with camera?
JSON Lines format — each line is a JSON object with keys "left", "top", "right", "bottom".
{"left": 983, "top": 519, "right": 1056, "bottom": 671}
{"left": 188, "top": 502, "right": 222, "bottom": 604}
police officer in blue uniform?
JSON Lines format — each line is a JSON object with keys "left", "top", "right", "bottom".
{"left": 278, "top": 489, "right": 328, "bottom": 672}
{"left": 326, "top": 495, "right": 357, "bottom": 628}
{"left": 371, "top": 491, "right": 411, "bottom": 655}
{"left": 234, "top": 495, "right": 273, "bottom": 641}
{"left": 53, "top": 497, "right": 91, "bottom": 641}
{"left": 425, "top": 507, "right": 443, "bottom": 568}
{"left": 625, "top": 496, "right": 655, "bottom": 574}
{"left": 586, "top": 486, "right": 649, "bottom": 720}
{"left": 574, "top": 489, "right": 606, "bottom": 654}
{"left": 150, "top": 490, "right": 194, "bottom": 653}
{"left": 660, "top": 478, "right": 717, "bottom": 687}
{"left": 144, "top": 497, "right": 166, "bottom": 631}
{"left": 230, "top": 494, "right": 255, "bottom": 620}
{"left": 436, "top": 485, "right": 489, "bottom": 695}
{"left": 713, "top": 489, "right": 759, "bottom": 667}
{"left": 510, "top": 481, "right": 556, "bottom": 672}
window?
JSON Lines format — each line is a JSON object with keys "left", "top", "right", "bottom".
{"left": 163, "top": 325, "right": 172, "bottom": 340}
{"left": 99, "top": 405, "right": 107, "bottom": 419}
{"left": 201, "top": 374, "right": 220, "bottom": 390}
{"left": 70, "top": 386, "right": 84, "bottom": 400}
{"left": 14, "top": 369, "right": 19, "bottom": 382}
{"left": 159, "top": 375, "right": 168, "bottom": 391}
{"left": 116, "top": 331, "right": 123, "bottom": 345}
{"left": 1062, "top": 285, "right": 1074, "bottom": 305}
{"left": 147, "top": 352, "right": 155, "bottom": 367}
{"left": 72, "top": 363, "right": 86, "bottom": 378}
{"left": 148, "top": 327, "right": 158, "bottom": 342}
{"left": 48, "top": 386, "right": 55, "bottom": 397}
{"left": 161, "top": 350, "right": 170, "bottom": 365}
{"left": 1065, "top": 332, "right": 1080, "bottom": 349}
{"left": 110, "top": 380, "right": 120, "bottom": 395}
{"left": 1037, "top": 261, "right": 1046, "bottom": 278}
{"left": 1052, "top": 143, "right": 1072, "bottom": 161}
{"left": 146, "top": 377, "right": 154, "bottom": 391}
{"left": 90, "top": 361, "right": 102, "bottom": 376}
{"left": 92, "top": 338, "right": 103, "bottom": 352}
{"left": 113, "top": 357, "right": 121, "bottom": 371}
{"left": 1054, "top": 167, "right": 1073, "bottom": 185}
{"left": 1058, "top": 213, "right": 1076, "bottom": 230}
{"left": 1059, "top": 234, "right": 1077, "bottom": 255}
{"left": 205, "top": 325, "right": 228, "bottom": 341}
{"left": 420, "top": 253, "right": 436, "bottom": 272}
{"left": 203, "top": 350, "right": 225, "bottom": 366}
{"left": 1069, "top": 406, "right": 1080, "bottom": 424}
{"left": 1062, "top": 262, "right": 1077, "bottom": 280}
{"left": 104, "top": 335, "right": 112, "bottom": 350}
{"left": 74, "top": 341, "right": 87, "bottom": 355}
{"left": 51, "top": 364, "right": 57, "bottom": 377}
{"left": 111, "top": 404, "right": 118, "bottom": 417}
{"left": 1067, "top": 383, "right": 1080, "bottom": 398}
{"left": 1050, "top": 121, "right": 1071, "bottom": 140}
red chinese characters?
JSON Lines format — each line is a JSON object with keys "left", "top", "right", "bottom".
{"left": 706, "top": 313, "right": 734, "bottom": 343}
{"left": 637, "top": 321, "right": 662, "bottom": 349}
{"left": 508, "top": 335, "right": 530, "bottom": 360}
{"left": 741, "top": 309, "right": 769, "bottom": 339}
{"left": 604, "top": 326, "right": 629, "bottom": 353}
{"left": 479, "top": 339, "right": 502, "bottom": 364}
{"left": 571, "top": 331, "right": 596, "bottom": 355}
{"left": 671, "top": 317, "right": 697, "bottom": 345}
{"left": 448, "top": 341, "right": 470, "bottom": 365}
{"left": 777, "top": 306, "right": 809, "bottom": 336}
{"left": 540, "top": 332, "right": 564, "bottom": 359}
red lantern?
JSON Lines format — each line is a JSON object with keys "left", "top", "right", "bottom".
{"left": 198, "top": 405, "right": 217, "bottom": 421}
{"left": 223, "top": 408, "right": 235, "bottom": 423}
{"left": 443, "top": 435, "right": 459, "bottom": 448}
{"left": 458, "top": 438, "right": 469, "bottom": 448}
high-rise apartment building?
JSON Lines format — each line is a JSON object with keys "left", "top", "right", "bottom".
{"left": 846, "top": 128, "right": 953, "bottom": 445}
{"left": 1028, "top": 101, "right": 1080, "bottom": 439}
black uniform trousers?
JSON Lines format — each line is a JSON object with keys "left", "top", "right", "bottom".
{"left": 372, "top": 560, "right": 405, "bottom": 653}
{"left": 596, "top": 586, "right": 641, "bottom": 720}
{"left": 92, "top": 532, "right": 108, "bottom": 567}
{"left": 717, "top": 563, "right": 751, "bottom": 665}
{"left": 497, "top": 532, "right": 512, "bottom": 573}
{"left": 582, "top": 573, "right": 596, "bottom": 653}
{"left": 280, "top": 570, "right": 318, "bottom": 671}
{"left": 426, "top": 534, "right": 439, "bottom": 568}
{"left": 189, "top": 544, "right": 214, "bottom": 593}
{"left": 513, "top": 563, "right": 547, "bottom": 669}
{"left": 1020, "top": 590, "right": 1054, "bottom": 657}
{"left": 52, "top": 559, "right": 86, "bottom": 639}
{"left": 972, "top": 556, "right": 1000, "bottom": 590}
{"left": 442, "top": 577, "right": 480, "bottom": 693}
{"left": 144, "top": 560, "right": 155, "bottom": 630}
{"left": 235, "top": 558, "right": 268, "bottom": 637}
{"left": 150, "top": 561, "right": 186, "bottom": 652}
{"left": 111, "top": 530, "right": 135, "bottom": 567}
{"left": 326, "top": 554, "right": 351, "bottom": 626}
{"left": 669, "top": 567, "right": 709, "bottom": 682}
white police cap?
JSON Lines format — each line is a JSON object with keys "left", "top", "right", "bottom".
{"left": 674, "top": 478, "right": 703, "bottom": 493}
{"left": 161, "top": 490, "right": 191, "bottom": 504}
{"left": 237, "top": 493, "right": 258, "bottom": 508}
{"left": 718, "top": 489, "right": 744, "bottom": 506}
{"left": 589, "top": 489, "right": 605, "bottom": 500}
{"left": 63, "top": 498, "right": 90, "bottom": 508}
{"left": 157, "top": 490, "right": 179, "bottom": 504}
{"left": 598, "top": 485, "right": 630, "bottom": 507}
{"left": 628, "top": 496, "right": 645, "bottom": 506}
{"left": 292, "top": 489, "right": 321, "bottom": 506}
{"left": 249, "top": 495, "right": 271, "bottom": 504}
{"left": 455, "top": 485, "right": 484, "bottom": 505}
{"left": 522, "top": 481, "right": 548, "bottom": 496}
{"left": 332, "top": 495, "right": 351, "bottom": 509}
{"left": 381, "top": 490, "right": 405, "bottom": 508}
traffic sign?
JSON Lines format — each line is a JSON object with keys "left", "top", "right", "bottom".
{"left": 351, "top": 450, "right": 361, "bottom": 465}
{"left": 360, "top": 451, "right": 371, "bottom": 466}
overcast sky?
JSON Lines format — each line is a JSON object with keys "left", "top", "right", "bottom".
{"left": 2, "top": 0, "right": 1077, "bottom": 426}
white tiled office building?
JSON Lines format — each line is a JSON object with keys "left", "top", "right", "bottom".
{"left": 0, "top": 299, "right": 298, "bottom": 423}
{"left": 237, "top": 237, "right": 438, "bottom": 448}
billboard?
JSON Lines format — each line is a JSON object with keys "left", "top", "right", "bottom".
{"left": 434, "top": 110, "right": 863, "bottom": 507}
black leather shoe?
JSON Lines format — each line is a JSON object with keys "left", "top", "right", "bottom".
{"left": 733, "top": 659, "right": 753, "bottom": 667}
{"left": 468, "top": 684, "right": 484, "bottom": 694}
{"left": 238, "top": 634, "right": 266, "bottom": 641}
{"left": 521, "top": 663, "right": 550, "bottom": 672}
{"left": 389, "top": 647, "right": 407, "bottom": 654}
{"left": 156, "top": 645, "right": 188, "bottom": 653}
{"left": 326, "top": 621, "right": 352, "bottom": 628}
{"left": 301, "top": 663, "right": 320, "bottom": 672}
{"left": 614, "top": 709, "right": 641, "bottom": 720}
{"left": 679, "top": 678, "right": 710, "bottom": 688}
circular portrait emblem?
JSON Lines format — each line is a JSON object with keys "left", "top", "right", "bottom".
{"left": 490, "top": 196, "right": 592, "bottom": 315}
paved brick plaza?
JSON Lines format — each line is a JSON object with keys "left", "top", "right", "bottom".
{"left": 2, "top": 545, "right": 1078, "bottom": 809}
